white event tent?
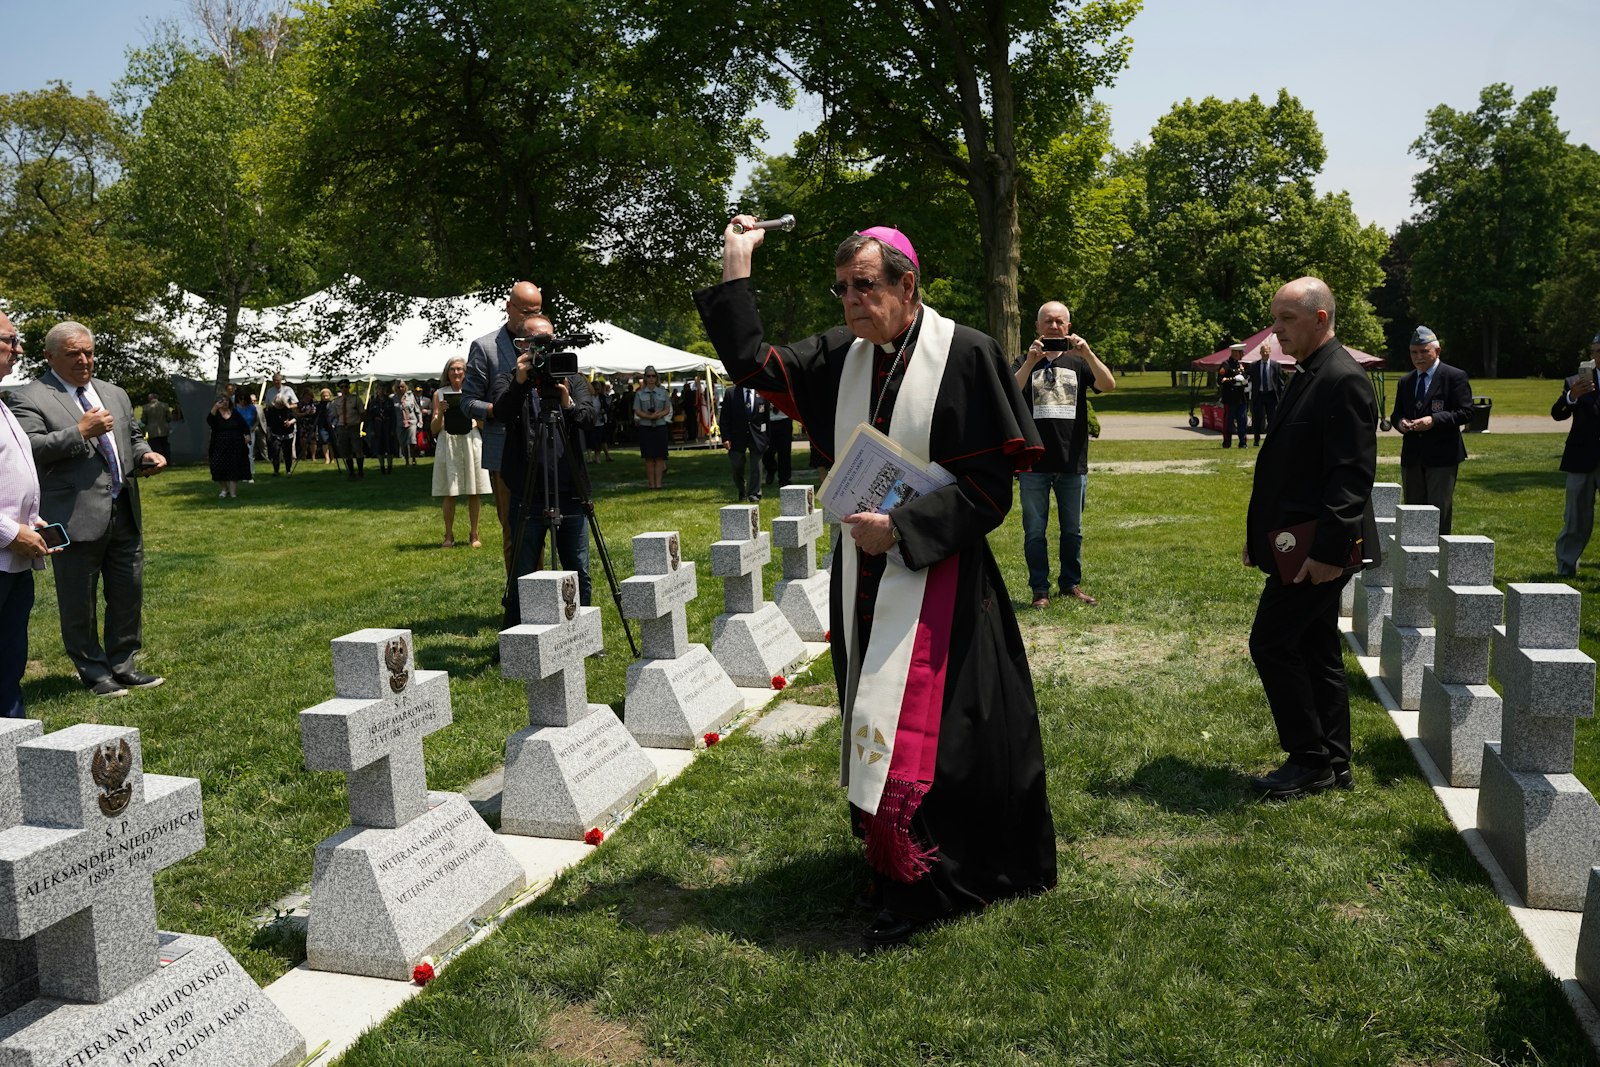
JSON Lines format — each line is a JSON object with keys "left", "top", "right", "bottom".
{"left": 165, "top": 279, "right": 723, "bottom": 385}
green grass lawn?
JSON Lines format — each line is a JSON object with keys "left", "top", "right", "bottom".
{"left": 18, "top": 438, "right": 1600, "bottom": 1065}
{"left": 1097, "top": 370, "right": 1567, "bottom": 420}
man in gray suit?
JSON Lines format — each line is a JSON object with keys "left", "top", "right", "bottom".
{"left": 10, "top": 321, "right": 168, "bottom": 697}
{"left": 463, "top": 280, "right": 542, "bottom": 577}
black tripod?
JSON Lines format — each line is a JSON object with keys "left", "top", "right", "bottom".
{"left": 504, "top": 379, "right": 637, "bottom": 657}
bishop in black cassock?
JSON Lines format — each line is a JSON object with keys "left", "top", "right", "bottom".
{"left": 695, "top": 219, "right": 1056, "bottom": 945}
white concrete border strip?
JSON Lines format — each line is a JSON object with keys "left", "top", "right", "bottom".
{"left": 266, "top": 640, "right": 831, "bottom": 1063}
{"left": 1343, "top": 621, "right": 1600, "bottom": 1051}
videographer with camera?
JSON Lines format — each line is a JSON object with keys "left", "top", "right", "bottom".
{"left": 490, "top": 314, "right": 597, "bottom": 628}
{"left": 1012, "top": 301, "right": 1115, "bottom": 609}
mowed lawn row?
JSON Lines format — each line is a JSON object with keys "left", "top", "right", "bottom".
{"left": 19, "top": 435, "right": 1600, "bottom": 1064}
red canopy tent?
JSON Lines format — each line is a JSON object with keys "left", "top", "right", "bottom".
{"left": 1190, "top": 327, "right": 1384, "bottom": 370}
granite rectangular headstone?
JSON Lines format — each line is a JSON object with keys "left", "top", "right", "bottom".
{"left": 1476, "top": 582, "right": 1600, "bottom": 911}
{"left": 1418, "top": 536, "right": 1503, "bottom": 786}
{"left": 0, "top": 724, "right": 303, "bottom": 1067}
{"left": 621, "top": 532, "right": 742, "bottom": 748}
{"left": 300, "top": 628, "right": 524, "bottom": 980}
{"left": 772, "top": 485, "right": 830, "bottom": 642}
{"left": 0, "top": 720, "right": 40, "bottom": 1018}
{"left": 1352, "top": 480, "right": 1401, "bottom": 654}
{"left": 501, "top": 572, "right": 657, "bottom": 838}
{"left": 1377, "top": 504, "right": 1440, "bottom": 709}
{"left": 710, "top": 505, "right": 806, "bottom": 686}
{"left": 1353, "top": 515, "right": 1395, "bottom": 655}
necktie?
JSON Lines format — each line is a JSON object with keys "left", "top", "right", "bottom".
{"left": 1416, "top": 372, "right": 1430, "bottom": 415}
{"left": 76, "top": 387, "right": 122, "bottom": 499}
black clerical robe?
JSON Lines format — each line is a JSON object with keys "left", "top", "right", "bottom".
{"left": 695, "top": 278, "right": 1057, "bottom": 922}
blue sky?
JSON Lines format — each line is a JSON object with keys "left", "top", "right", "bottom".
{"left": 3, "top": 0, "right": 1596, "bottom": 232}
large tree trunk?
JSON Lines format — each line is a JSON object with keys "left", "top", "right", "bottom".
{"left": 974, "top": 169, "right": 1022, "bottom": 357}
{"left": 214, "top": 299, "right": 241, "bottom": 394}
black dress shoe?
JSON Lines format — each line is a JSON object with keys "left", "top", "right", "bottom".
{"left": 113, "top": 670, "right": 165, "bottom": 689}
{"left": 1332, "top": 766, "right": 1354, "bottom": 790}
{"left": 862, "top": 909, "right": 921, "bottom": 946}
{"left": 87, "top": 679, "right": 128, "bottom": 698}
{"left": 1249, "top": 761, "right": 1335, "bottom": 800}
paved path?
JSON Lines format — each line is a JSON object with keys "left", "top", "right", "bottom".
{"left": 1096, "top": 414, "right": 1562, "bottom": 441}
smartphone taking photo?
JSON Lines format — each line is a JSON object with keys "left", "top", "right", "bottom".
{"left": 1041, "top": 337, "right": 1075, "bottom": 352}
{"left": 39, "top": 523, "right": 70, "bottom": 550}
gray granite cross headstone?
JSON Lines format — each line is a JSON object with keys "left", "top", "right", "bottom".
{"left": 621, "top": 532, "right": 697, "bottom": 660}
{"left": 0, "top": 724, "right": 203, "bottom": 1003}
{"left": 301, "top": 628, "right": 453, "bottom": 829}
{"left": 0, "top": 720, "right": 42, "bottom": 1015}
{"left": 771, "top": 486, "right": 823, "bottom": 580}
{"left": 711, "top": 504, "right": 771, "bottom": 613}
{"left": 501, "top": 571, "right": 604, "bottom": 727}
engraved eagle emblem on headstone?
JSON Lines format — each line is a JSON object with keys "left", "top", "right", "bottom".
{"left": 384, "top": 636, "right": 410, "bottom": 693}
{"left": 668, "top": 534, "right": 680, "bottom": 571}
{"left": 562, "top": 575, "right": 578, "bottom": 620}
{"left": 92, "top": 739, "right": 134, "bottom": 816}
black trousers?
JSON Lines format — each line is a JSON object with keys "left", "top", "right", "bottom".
{"left": 1248, "top": 570, "right": 1354, "bottom": 770}
{"left": 763, "top": 418, "right": 793, "bottom": 484}
{"left": 1251, "top": 393, "right": 1278, "bottom": 441}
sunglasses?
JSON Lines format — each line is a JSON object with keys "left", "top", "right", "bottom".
{"left": 828, "top": 277, "right": 885, "bottom": 299}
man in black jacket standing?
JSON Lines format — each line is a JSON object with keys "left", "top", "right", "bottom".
{"left": 1553, "top": 333, "right": 1600, "bottom": 577}
{"left": 1389, "top": 325, "right": 1473, "bottom": 535}
{"left": 720, "top": 382, "right": 769, "bottom": 502}
{"left": 1243, "top": 278, "right": 1378, "bottom": 800}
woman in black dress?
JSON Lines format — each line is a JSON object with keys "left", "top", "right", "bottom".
{"left": 207, "top": 395, "right": 251, "bottom": 498}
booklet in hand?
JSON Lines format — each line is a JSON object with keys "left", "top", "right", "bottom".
{"left": 817, "top": 422, "right": 955, "bottom": 567}
{"left": 1267, "top": 520, "right": 1365, "bottom": 586}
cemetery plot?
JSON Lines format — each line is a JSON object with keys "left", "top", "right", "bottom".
{"left": 621, "top": 531, "right": 743, "bottom": 749}
{"left": 0, "top": 724, "right": 303, "bottom": 1067}
{"left": 300, "top": 628, "right": 524, "bottom": 981}
{"left": 501, "top": 573, "right": 657, "bottom": 838}
{"left": 710, "top": 505, "right": 805, "bottom": 687}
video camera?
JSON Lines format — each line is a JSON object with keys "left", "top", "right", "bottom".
{"left": 515, "top": 332, "right": 593, "bottom": 391}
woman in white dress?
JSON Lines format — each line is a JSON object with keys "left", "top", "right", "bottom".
{"left": 430, "top": 356, "right": 493, "bottom": 547}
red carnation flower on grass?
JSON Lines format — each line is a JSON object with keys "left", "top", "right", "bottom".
{"left": 412, "top": 960, "right": 435, "bottom": 986}
{"left": 584, "top": 827, "right": 605, "bottom": 846}
{"left": 703, "top": 732, "right": 721, "bottom": 747}
{"left": 772, "top": 675, "right": 787, "bottom": 690}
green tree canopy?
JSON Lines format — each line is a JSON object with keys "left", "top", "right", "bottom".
{"left": 0, "top": 84, "right": 180, "bottom": 384}
{"left": 119, "top": 14, "right": 328, "bottom": 390}
{"left": 751, "top": 0, "right": 1140, "bottom": 355}
{"left": 267, "top": 0, "right": 781, "bottom": 325}
{"left": 1409, "top": 83, "right": 1577, "bottom": 377}
{"left": 1083, "top": 91, "right": 1385, "bottom": 369}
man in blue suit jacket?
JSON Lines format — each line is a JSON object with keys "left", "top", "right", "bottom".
{"left": 10, "top": 322, "right": 167, "bottom": 697}
{"left": 1553, "top": 333, "right": 1600, "bottom": 576}
{"left": 1388, "top": 325, "right": 1473, "bottom": 535}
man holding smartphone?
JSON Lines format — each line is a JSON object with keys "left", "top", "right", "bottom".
{"left": 0, "top": 308, "right": 59, "bottom": 717}
{"left": 1012, "top": 301, "right": 1116, "bottom": 608}
{"left": 1552, "top": 332, "right": 1600, "bottom": 576}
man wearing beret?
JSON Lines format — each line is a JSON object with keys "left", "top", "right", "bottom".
{"left": 1388, "top": 325, "right": 1473, "bottom": 535}
{"left": 1552, "top": 333, "right": 1600, "bottom": 576}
